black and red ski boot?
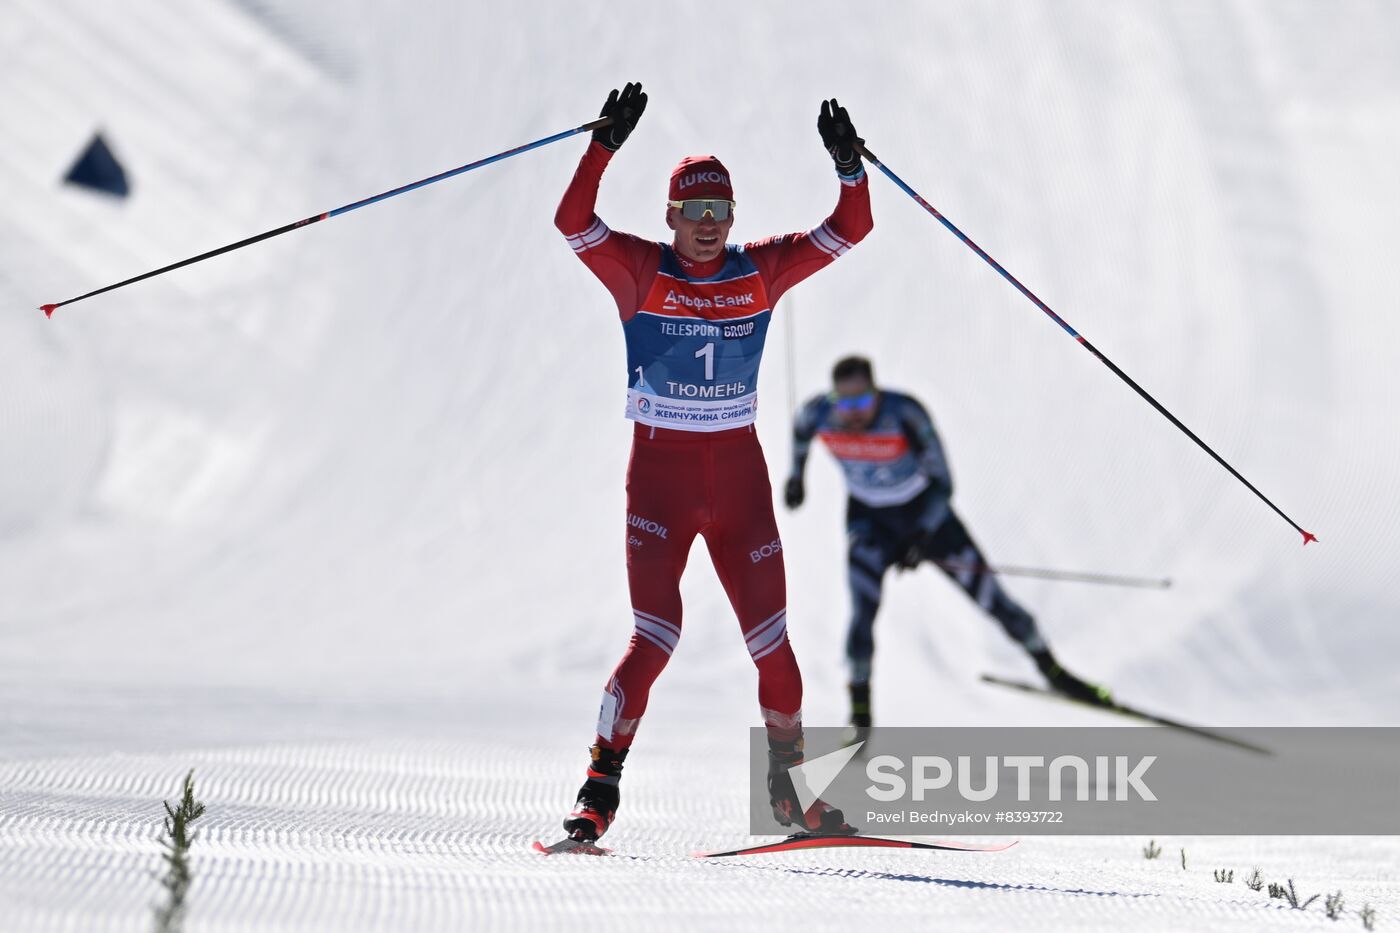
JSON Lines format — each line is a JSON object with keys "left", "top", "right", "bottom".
{"left": 562, "top": 744, "right": 628, "bottom": 842}
{"left": 767, "top": 739, "right": 856, "bottom": 835}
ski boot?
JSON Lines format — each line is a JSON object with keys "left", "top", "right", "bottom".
{"left": 767, "top": 739, "right": 857, "bottom": 835}
{"left": 841, "top": 682, "right": 872, "bottom": 749}
{"left": 562, "top": 744, "right": 628, "bottom": 842}
{"left": 1032, "top": 649, "right": 1112, "bottom": 706}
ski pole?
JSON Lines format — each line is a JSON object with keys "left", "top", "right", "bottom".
{"left": 39, "top": 116, "right": 614, "bottom": 317}
{"left": 856, "top": 142, "right": 1317, "bottom": 546}
{"left": 931, "top": 559, "right": 1171, "bottom": 590}
{"left": 784, "top": 297, "right": 799, "bottom": 417}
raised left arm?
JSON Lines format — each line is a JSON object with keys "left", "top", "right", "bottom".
{"left": 745, "top": 100, "right": 874, "bottom": 305}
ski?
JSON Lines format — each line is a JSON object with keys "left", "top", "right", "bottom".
{"left": 980, "top": 674, "right": 1273, "bottom": 755}
{"left": 532, "top": 832, "right": 1016, "bottom": 859}
{"left": 532, "top": 838, "right": 612, "bottom": 856}
{"left": 692, "top": 832, "right": 1018, "bottom": 859}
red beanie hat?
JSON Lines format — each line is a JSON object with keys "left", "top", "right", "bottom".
{"left": 669, "top": 155, "right": 734, "bottom": 201}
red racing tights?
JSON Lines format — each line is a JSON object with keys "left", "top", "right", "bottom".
{"left": 594, "top": 423, "right": 802, "bottom": 751}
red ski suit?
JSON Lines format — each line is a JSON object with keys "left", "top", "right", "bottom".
{"left": 557, "top": 142, "right": 872, "bottom": 749}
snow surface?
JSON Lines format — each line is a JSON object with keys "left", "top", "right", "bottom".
{"left": 2, "top": 0, "right": 1398, "bottom": 929}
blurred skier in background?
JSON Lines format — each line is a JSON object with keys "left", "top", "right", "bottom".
{"left": 551, "top": 83, "right": 873, "bottom": 843}
{"left": 786, "top": 356, "right": 1110, "bottom": 742}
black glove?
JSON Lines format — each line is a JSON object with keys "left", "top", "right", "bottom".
{"left": 818, "top": 98, "right": 864, "bottom": 176}
{"left": 594, "top": 82, "right": 648, "bottom": 152}
{"left": 896, "top": 539, "right": 925, "bottom": 572}
{"left": 784, "top": 476, "right": 805, "bottom": 509}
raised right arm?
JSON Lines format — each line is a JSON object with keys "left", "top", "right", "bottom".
{"left": 555, "top": 142, "right": 661, "bottom": 319}
{"left": 557, "top": 84, "right": 660, "bottom": 319}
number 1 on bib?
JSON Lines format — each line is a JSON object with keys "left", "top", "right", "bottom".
{"left": 695, "top": 342, "right": 715, "bottom": 380}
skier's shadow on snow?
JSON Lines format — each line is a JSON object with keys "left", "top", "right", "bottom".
{"left": 741, "top": 866, "right": 1156, "bottom": 899}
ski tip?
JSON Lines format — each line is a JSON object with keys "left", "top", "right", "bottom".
{"left": 39, "top": 303, "right": 58, "bottom": 318}
{"left": 1301, "top": 530, "right": 1318, "bottom": 546}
